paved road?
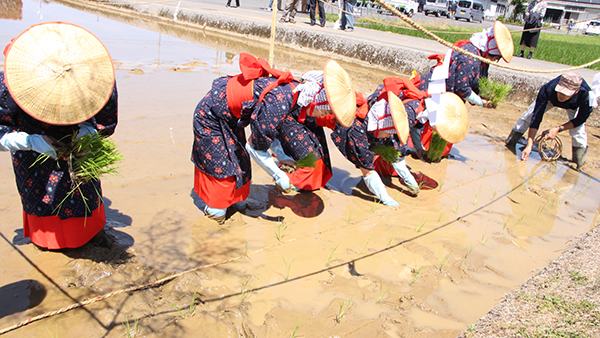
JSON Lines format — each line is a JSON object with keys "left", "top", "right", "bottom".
{"left": 116, "top": 0, "right": 597, "bottom": 83}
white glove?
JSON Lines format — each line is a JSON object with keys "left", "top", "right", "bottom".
{"left": 246, "top": 143, "right": 298, "bottom": 193}
{"left": 77, "top": 121, "right": 97, "bottom": 138}
{"left": 392, "top": 159, "right": 419, "bottom": 195}
{"left": 0, "top": 131, "right": 57, "bottom": 158}
{"left": 270, "top": 139, "right": 294, "bottom": 162}
{"left": 29, "top": 135, "right": 57, "bottom": 158}
{"left": 363, "top": 172, "right": 399, "bottom": 207}
{"left": 0, "top": 131, "right": 30, "bottom": 151}
{"left": 465, "top": 91, "right": 483, "bottom": 106}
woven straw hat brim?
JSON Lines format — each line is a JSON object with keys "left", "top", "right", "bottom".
{"left": 435, "top": 92, "right": 469, "bottom": 144}
{"left": 493, "top": 21, "right": 514, "bottom": 63}
{"left": 387, "top": 92, "right": 409, "bottom": 145}
{"left": 4, "top": 22, "right": 115, "bottom": 125}
{"left": 323, "top": 60, "right": 356, "bottom": 128}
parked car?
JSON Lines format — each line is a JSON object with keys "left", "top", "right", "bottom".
{"left": 377, "top": 0, "right": 419, "bottom": 16}
{"left": 424, "top": 0, "right": 451, "bottom": 17}
{"left": 585, "top": 20, "right": 600, "bottom": 35}
{"left": 454, "top": 0, "right": 484, "bottom": 22}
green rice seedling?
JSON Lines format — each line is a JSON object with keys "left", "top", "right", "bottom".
{"left": 326, "top": 244, "right": 340, "bottom": 267}
{"left": 335, "top": 297, "right": 353, "bottom": 323}
{"left": 371, "top": 199, "right": 381, "bottom": 212}
{"left": 478, "top": 77, "right": 513, "bottom": 108}
{"left": 465, "top": 244, "right": 475, "bottom": 259}
{"left": 409, "top": 266, "right": 425, "bottom": 287}
{"left": 295, "top": 153, "right": 318, "bottom": 168}
{"left": 371, "top": 145, "right": 400, "bottom": 163}
{"left": 416, "top": 218, "right": 427, "bottom": 233}
{"left": 454, "top": 201, "right": 459, "bottom": 214}
{"left": 188, "top": 291, "right": 197, "bottom": 317}
{"left": 424, "top": 131, "right": 447, "bottom": 163}
{"left": 359, "top": 236, "right": 370, "bottom": 254}
{"left": 376, "top": 282, "right": 390, "bottom": 304}
{"left": 241, "top": 276, "right": 254, "bottom": 302}
{"left": 282, "top": 256, "right": 295, "bottom": 281}
{"left": 46, "top": 324, "right": 58, "bottom": 338}
{"left": 165, "top": 301, "right": 186, "bottom": 319}
{"left": 437, "top": 210, "right": 446, "bottom": 223}
{"left": 481, "top": 228, "right": 489, "bottom": 245}
{"left": 438, "top": 182, "right": 444, "bottom": 192}
{"left": 122, "top": 315, "right": 138, "bottom": 338}
{"left": 502, "top": 216, "right": 508, "bottom": 234}
{"left": 439, "top": 253, "right": 450, "bottom": 272}
{"left": 346, "top": 210, "right": 353, "bottom": 224}
{"left": 291, "top": 318, "right": 303, "bottom": 338}
{"left": 276, "top": 219, "right": 288, "bottom": 242}
{"left": 474, "top": 188, "right": 481, "bottom": 206}
{"left": 516, "top": 215, "right": 526, "bottom": 226}
{"left": 482, "top": 166, "right": 487, "bottom": 175}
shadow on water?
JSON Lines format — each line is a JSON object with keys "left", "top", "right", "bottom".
{"left": 0, "top": 279, "right": 46, "bottom": 319}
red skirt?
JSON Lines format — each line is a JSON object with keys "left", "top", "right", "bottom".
{"left": 286, "top": 158, "right": 332, "bottom": 191}
{"left": 23, "top": 205, "right": 106, "bottom": 250}
{"left": 194, "top": 167, "right": 250, "bottom": 209}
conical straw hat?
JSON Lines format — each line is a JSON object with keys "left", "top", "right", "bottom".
{"left": 387, "top": 92, "right": 409, "bottom": 145}
{"left": 4, "top": 22, "right": 115, "bottom": 125}
{"left": 323, "top": 59, "right": 356, "bottom": 128}
{"left": 434, "top": 92, "right": 469, "bottom": 144}
{"left": 493, "top": 21, "right": 513, "bottom": 63}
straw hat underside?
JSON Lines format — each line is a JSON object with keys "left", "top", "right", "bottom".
{"left": 323, "top": 60, "right": 356, "bottom": 128}
{"left": 435, "top": 92, "right": 469, "bottom": 144}
{"left": 387, "top": 93, "right": 409, "bottom": 145}
{"left": 4, "top": 23, "right": 114, "bottom": 125}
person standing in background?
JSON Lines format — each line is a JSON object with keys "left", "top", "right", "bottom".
{"left": 226, "top": 0, "right": 240, "bottom": 8}
{"left": 339, "top": 0, "right": 356, "bottom": 32}
{"left": 280, "top": 0, "right": 301, "bottom": 23}
{"left": 309, "top": 0, "right": 326, "bottom": 27}
{"left": 517, "top": 0, "right": 547, "bottom": 59}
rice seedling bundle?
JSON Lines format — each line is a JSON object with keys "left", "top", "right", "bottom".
{"left": 65, "top": 133, "right": 122, "bottom": 186}
{"left": 479, "top": 77, "right": 513, "bottom": 108}
{"left": 35, "top": 133, "right": 122, "bottom": 187}
{"left": 424, "top": 131, "right": 446, "bottom": 162}
{"left": 370, "top": 145, "right": 400, "bottom": 163}
{"left": 295, "top": 153, "right": 318, "bottom": 168}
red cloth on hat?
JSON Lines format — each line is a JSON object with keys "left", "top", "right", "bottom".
{"left": 23, "top": 206, "right": 106, "bottom": 249}
{"left": 194, "top": 167, "right": 250, "bottom": 209}
{"left": 226, "top": 53, "right": 296, "bottom": 118}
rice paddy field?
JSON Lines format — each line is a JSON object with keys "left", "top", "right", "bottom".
{"left": 1, "top": 1, "right": 600, "bottom": 337}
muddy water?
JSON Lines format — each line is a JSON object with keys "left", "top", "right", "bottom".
{"left": 1, "top": 1, "right": 600, "bottom": 337}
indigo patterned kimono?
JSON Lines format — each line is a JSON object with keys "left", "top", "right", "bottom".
{"left": 191, "top": 76, "right": 301, "bottom": 190}
{"left": 0, "top": 72, "right": 118, "bottom": 220}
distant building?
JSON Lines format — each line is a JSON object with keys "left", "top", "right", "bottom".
{"left": 481, "top": 0, "right": 600, "bottom": 26}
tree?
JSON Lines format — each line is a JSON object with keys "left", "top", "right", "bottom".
{"left": 510, "top": 0, "right": 526, "bottom": 21}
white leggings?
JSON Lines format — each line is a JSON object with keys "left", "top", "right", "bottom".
{"left": 512, "top": 101, "right": 587, "bottom": 148}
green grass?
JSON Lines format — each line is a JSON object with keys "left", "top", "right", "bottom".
{"left": 356, "top": 19, "right": 600, "bottom": 71}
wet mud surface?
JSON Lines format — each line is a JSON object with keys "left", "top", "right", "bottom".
{"left": 1, "top": 1, "right": 600, "bottom": 337}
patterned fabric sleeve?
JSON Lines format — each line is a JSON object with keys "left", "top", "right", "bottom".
{"left": 447, "top": 44, "right": 482, "bottom": 99}
{"left": 0, "top": 72, "right": 19, "bottom": 135}
{"left": 91, "top": 82, "right": 119, "bottom": 137}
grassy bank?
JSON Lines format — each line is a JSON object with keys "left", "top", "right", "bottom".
{"left": 325, "top": 14, "right": 600, "bottom": 71}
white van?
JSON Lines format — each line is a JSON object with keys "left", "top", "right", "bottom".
{"left": 585, "top": 20, "right": 600, "bottom": 35}
{"left": 389, "top": 0, "right": 419, "bottom": 17}
{"left": 454, "top": 0, "right": 484, "bottom": 22}
{"left": 424, "top": 0, "right": 450, "bottom": 17}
